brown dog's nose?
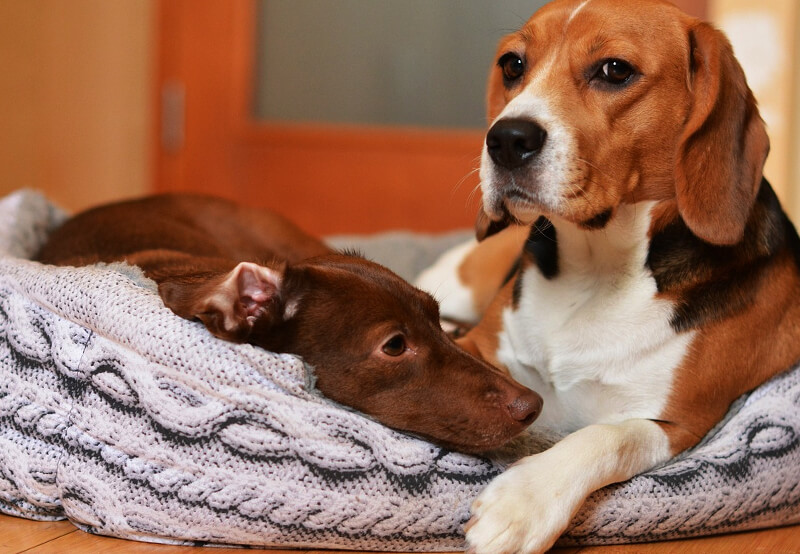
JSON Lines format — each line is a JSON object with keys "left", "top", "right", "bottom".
{"left": 507, "top": 388, "right": 543, "bottom": 425}
{"left": 486, "top": 118, "right": 547, "bottom": 169}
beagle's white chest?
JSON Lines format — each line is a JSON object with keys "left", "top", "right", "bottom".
{"left": 497, "top": 203, "right": 696, "bottom": 433}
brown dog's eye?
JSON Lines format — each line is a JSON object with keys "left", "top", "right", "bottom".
{"left": 381, "top": 334, "right": 407, "bottom": 357}
{"left": 598, "top": 59, "right": 634, "bottom": 85}
{"left": 498, "top": 53, "right": 525, "bottom": 83}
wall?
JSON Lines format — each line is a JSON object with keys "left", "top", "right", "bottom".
{"left": 0, "top": 0, "right": 155, "bottom": 213}
{"left": 796, "top": 5, "right": 800, "bottom": 222}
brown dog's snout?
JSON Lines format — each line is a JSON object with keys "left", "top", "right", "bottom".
{"left": 507, "top": 388, "right": 543, "bottom": 426}
{"left": 486, "top": 118, "right": 547, "bottom": 169}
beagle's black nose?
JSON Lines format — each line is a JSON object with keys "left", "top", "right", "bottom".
{"left": 486, "top": 118, "right": 547, "bottom": 169}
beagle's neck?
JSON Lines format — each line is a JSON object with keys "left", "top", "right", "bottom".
{"left": 536, "top": 202, "right": 657, "bottom": 279}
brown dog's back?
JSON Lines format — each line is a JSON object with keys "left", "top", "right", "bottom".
{"left": 37, "top": 194, "right": 330, "bottom": 267}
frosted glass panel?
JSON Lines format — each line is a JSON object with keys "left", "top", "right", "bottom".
{"left": 254, "top": 0, "right": 548, "bottom": 129}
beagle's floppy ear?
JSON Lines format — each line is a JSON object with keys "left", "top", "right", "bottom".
{"left": 675, "top": 22, "right": 770, "bottom": 246}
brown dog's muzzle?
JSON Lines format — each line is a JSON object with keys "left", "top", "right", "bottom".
{"left": 507, "top": 387, "right": 543, "bottom": 426}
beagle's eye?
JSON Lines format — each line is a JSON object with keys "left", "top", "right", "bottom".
{"left": 381, "top": 334, "right": 407, "bottom": 357}
{"left": 498, "top": 53, "right": 525, "bottom": 84}
{"left": 597, "top": 59, "right": 635, "bottom": 85}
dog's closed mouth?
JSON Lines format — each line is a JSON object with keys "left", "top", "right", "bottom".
{"left": 493, "top": 187, "right": 543, "bottom": 224}
{"left": 505, "top": 188, "right": 537, "bottom": 205}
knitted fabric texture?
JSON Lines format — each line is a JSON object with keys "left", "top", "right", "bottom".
{"left": 0, "top": 189, "right": 798, "bottom": 549}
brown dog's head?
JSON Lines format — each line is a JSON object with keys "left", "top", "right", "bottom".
{"left": 160, "top": 254, "right": 541, "bottom": 453}
{"left": 477, "top": 0, "right": 769, "bottom": 245}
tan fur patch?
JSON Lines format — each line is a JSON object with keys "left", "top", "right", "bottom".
{"left": 458, "top": 280, "right": 517, "bottom": 375}
{"left": 458, "top": 226, "right": 528, "bottom": 316}
{"left": 659, "top": 253, "right": 800, "bottom": 453}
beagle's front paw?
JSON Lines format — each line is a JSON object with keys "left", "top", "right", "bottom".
{"left": 465, "top": 455, "right": 576, "bottom": 554}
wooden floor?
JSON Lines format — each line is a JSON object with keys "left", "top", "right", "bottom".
{"left": 1, "top": 514, "right": 798, "bottom": 553}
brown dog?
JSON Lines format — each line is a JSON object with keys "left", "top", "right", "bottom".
{"left": 414, "top": 0, "right": 800, "bottom": 551}
{"left": 36, "top": 193, "right": 542, "bottom": 453}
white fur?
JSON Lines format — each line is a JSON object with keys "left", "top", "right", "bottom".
{"left": 445, "top": 10, "right": 700, "bottom": 548}
{"left": 467, "top": 419, "right": 671, "bottom": 553}
{"left": 480, "top": 93, "right": 574, "bottom": 222}
{"left": 283, "top": 298, "right": 300, "bottom": 320}
{"left": 500, "top": 202, "right": 694, "bottom": 434}
{"left": 460, "top": 205, "right": 692, "bottom": 553}
{"left": 414, "top": 239, "right": 482, "bottom": 325}
{"left": 416, "top": 202, "right": 694, "bottom": 553}
{"left": 567, "top": 0, "right": 592, "bottom": 25}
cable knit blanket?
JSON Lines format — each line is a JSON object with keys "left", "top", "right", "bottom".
{"left": 0, "top": 189, "right": 798, "bottom": 550}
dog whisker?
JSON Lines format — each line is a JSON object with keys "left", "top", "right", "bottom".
{"left": 454, "top": 166, "right": 481, "bottom": 195}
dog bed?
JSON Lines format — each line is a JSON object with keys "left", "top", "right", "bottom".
{"left": 0, "top": 189, "right": 798, "bottom": 550}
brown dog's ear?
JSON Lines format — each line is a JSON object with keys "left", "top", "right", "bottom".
{"left": 475, "top": 203, "right": 511, "bottom": 242}
{"left": 159, "top": 262, "right": 284, "bottom": 342}
{"left": 675, "top": 22, "right": 770, "bottom": 246}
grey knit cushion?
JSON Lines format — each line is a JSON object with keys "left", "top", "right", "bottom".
{"left": 1, "top": 189, "right": 798, "bottom": 549}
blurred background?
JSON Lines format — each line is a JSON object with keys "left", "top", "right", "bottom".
{"left": 0, "top": 0, "right": 798, "bottom": 235}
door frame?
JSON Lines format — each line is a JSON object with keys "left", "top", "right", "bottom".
{"left": 153, "top": 0, "right": 485, "bottom": 235}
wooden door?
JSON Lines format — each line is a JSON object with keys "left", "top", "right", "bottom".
{"left": 154, "top": 0, "right": 484, "bottom": 236}
{"left": 153, "top": 0, "right": 708, "bottom": 236}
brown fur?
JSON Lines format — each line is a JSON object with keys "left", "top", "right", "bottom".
{"left": 659, "top": 244, "right": 800, "bottom": 451}
{"left": 457, "top": 280, "right": 516, "bottom": 374}
{"left": 37, "top": 194, "right": 543, "bottom": 453}
{"left": 471, "top": 0, "right": 799, "bottom": 456}
{"left": 482, "top": 0, "right": 767, "bottom": 235}
{"left": 456, "top": 3, "right": 800, "bottom": 550}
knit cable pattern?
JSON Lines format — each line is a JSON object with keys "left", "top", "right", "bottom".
{"left": 0, "top": 189, "right": 797, "bottom": 549}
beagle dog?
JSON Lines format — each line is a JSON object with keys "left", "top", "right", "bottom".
{"left": 416, "top": 0, "right": 800, "bottom": 551}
